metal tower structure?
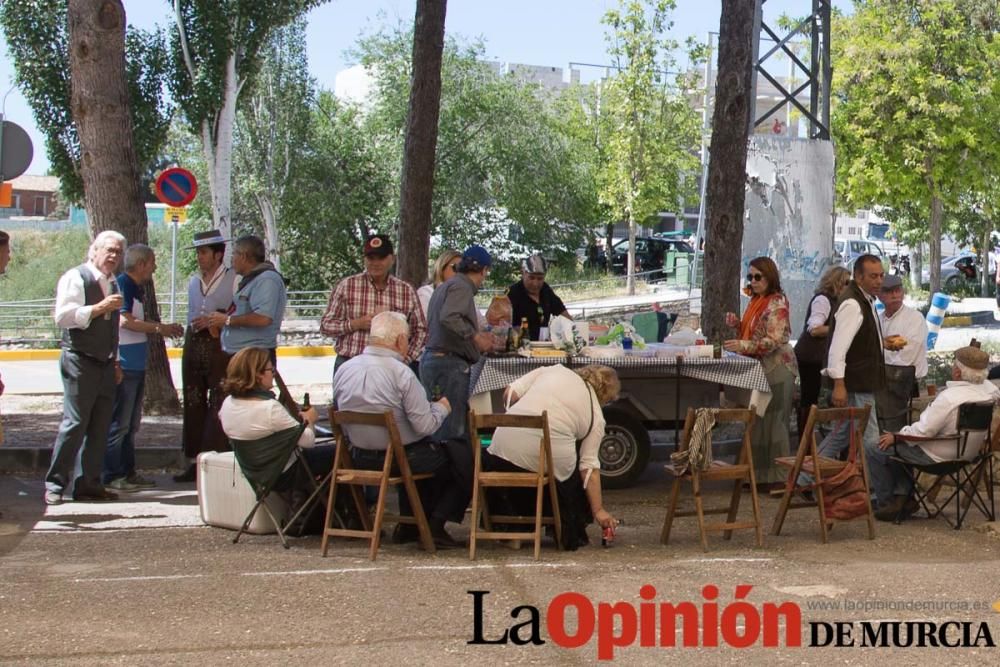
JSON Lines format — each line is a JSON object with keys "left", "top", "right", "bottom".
{"left": 751, "top": 0, "right": 832, "bottom": 140}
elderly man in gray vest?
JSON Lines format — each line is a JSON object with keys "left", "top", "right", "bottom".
{"left": 44, "top": 231, "right": 127, "bottom": 505}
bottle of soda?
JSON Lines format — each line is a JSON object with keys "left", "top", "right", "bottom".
{"left": 519, "top": 317, "right": 530, "bottom": 348}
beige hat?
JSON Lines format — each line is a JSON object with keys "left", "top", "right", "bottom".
{"left": 955, "top": 346, "right": 989, "bottom": 370}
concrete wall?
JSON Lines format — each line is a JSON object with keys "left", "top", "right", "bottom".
{"left": 743, "top": 137, "right": 836, "bottom": 333}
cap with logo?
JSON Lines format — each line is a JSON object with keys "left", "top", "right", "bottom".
{"left": 363, "top": 234, "right": 394, "bottom": 257}
{"left": 522, "top": 253, "right": 548, "bottom": 274}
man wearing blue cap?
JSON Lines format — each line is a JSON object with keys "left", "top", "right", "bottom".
{"left": 420, "top": 244, "right": 495, "bottom": 440}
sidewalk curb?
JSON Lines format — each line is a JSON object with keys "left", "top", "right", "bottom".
{"left": 941, "top": 311, "right": 995, "bottom": 328}
{"left": 0, "top": 448, "right": 185, "bottom": 473}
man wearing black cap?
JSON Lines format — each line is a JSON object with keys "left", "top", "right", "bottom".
{"left": 421, "top": 244, "right": 496, "bottom": 440}
{"left": 321, "top": 233, "right": 427, "bottom": 378}
{"left": 507, "top": 253, "right": 571, "bottom": 341}
{"left": 174, "top": 230, "right": 236, "bottom": 483}
{"left": 871, "top": 345, "right": 999, "bottom": 520}
{"left": 874, "top": 274, "right": 928, "bottom": 432}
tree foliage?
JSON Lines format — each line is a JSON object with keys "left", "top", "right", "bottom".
{"left": 831, "top": 0, "right": 1000, "bottom": 296}
{"left": 0, "top": 0, "right": 172, "bottom": 204}
{"left": 599, "top": 0, "right": 701, "bottom": 294}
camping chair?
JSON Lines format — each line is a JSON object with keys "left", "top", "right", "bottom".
{"left": 467, "top": 410, "right": 562, "bottom": 560}
{"left": 661, "top": 408, "right": 763, "bottom": 551}
{"left": 320, "top": 409, "right": 436, "bottom": 560}
{"left": 230, "top": 424, "right": 331, "bottom": 549}
{"left": 771, "top": 405, "right": 877, "bottom": 543}
{"left": 890, "top": 401, "right": 996, "bottom": 529}
{"left": 630, "top": 311, "right": 677, "bottom": 344}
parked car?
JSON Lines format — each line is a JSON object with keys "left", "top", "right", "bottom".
{"left": 921, "top": 253, "right": 996, "bottom": 290}
{"left": 608, "top": 236, "right": 695, "bottom": 279}
{"left": 834, "top": 238, "right": 887, "bottom": 271}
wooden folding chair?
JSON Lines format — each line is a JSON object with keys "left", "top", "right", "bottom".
{"left": 660, "top": 408, "right": 763, "bottom": 551}
{"left": 320, "top": 410, "right": 436, "bottom": 560}
{"left": 771, "top": 405, "right": 876, "bottom": 543}
{"left": 467, "top": 410, "right": 562, "bottom": 560}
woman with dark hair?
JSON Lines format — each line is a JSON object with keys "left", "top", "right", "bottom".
{"left": 794, "top": 266, "right": 851, "bottom": 444}
{"left": 724, "top": 256, "right": 798, "bottom": 488}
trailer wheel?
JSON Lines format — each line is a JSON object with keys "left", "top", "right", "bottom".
{"left": 599, "top": 408, "right": 651, "bottom": 489}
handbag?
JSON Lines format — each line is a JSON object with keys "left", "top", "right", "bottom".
{"left": 818, "top": 409, "right": 869, "bottom": 520}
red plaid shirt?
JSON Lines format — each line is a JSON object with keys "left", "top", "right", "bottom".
{"left": 320, "top": 272, "right": 427, "bottom": 363}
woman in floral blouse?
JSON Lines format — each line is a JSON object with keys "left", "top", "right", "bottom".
{"left": 723, "top": 256, "right": 798, "bottom": 487}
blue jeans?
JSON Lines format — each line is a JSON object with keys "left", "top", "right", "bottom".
{"left": 866, "top": 440, "right": 935, "bottom": 505}
{"left": 798, "top": 392, "right": 879, "bottom": 494}
{"left": 103, "top": 370, "right": 146, "bottom": 483}
{"left": 419, "top": 352, "right": 471, "bottom": 441}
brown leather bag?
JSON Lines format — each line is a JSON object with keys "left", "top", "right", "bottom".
{"left": 819, "top": 410, "right": 869, "bottom": 520}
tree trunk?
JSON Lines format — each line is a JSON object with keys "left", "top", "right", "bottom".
{"left": 626, "top": 209, "right": 637, "bottom": 295}
{"left": 911, "top": 243, "right": 923, "bottom": 292}
{"left": 701, "top": 0, "right": 757, "bottom": 340}
{"left": 928, "top": 194, "right": 943, "bottom": 299}
{"left": 258, "top": 194, "right": 281, "bottom": 270}
{"left": 68, "top": 0, "right": 179, "bottom": 413}
{"left": 981, "top": 228, "right": 991, "bottom": 297}
{"left": 396, "top": 0, "right": 447, "bottom": 288}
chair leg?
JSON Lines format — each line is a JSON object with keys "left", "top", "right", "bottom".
{"left": 402, "top": 473, "right": 436, "bottom": 555}
{"left": 368, "top": 478, "right": 391, "bottom": 561}
{"left": 660, "top": 478, "right": 682, "bottom": 545}
{"left": 723, "top": 479, "right": 742, "bottom": 541}
{"left": 234, "top": 498, "right": 264, "bottom": 545}
{"left": 748, "top": 479, "right": 764, "bottom": 548}
{"left": 856, "top": 439, "right": 876, "bottom": 541}
{"left": 260, "top": 498, "right": 289, "bottom": 549}
{"left": 533, "top": 479, "right": 545, "bottom": 560}
{"left": 691, "top": 474, "right": 709, "bottom": 552}
{"left": 469, "top": 479, "right": 481, "bottom": 561}
{"left": 548, "top": 475, "right": 563, "bottom": 551}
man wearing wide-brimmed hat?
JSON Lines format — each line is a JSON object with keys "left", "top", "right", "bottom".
{"left": 174, "top": 229, "right": 236, "bottom": 483}
{"left": 871, "top": 344, "right": 999, "bottom": 521}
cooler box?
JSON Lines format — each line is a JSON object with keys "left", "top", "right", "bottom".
{"left": 197, "top": 451, "right": 287, "bottom": 534}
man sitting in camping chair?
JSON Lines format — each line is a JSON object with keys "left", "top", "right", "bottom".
{"left": 870, "top": 345, "right": 999, "bottom": 521}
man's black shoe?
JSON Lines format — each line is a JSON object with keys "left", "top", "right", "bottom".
{"left": 72, "top": 488, "right": 119, "bottom": 502}
{"left": 430, "top": 524, "right": 462, "bottom": 549}
{"left": 875, "top": 495, "right": 910, "bottom": 522}
{"left": 172, "top": 464, "right": 197, "bottom": 483}
{"left": 392, "top": 523, "right": 420, "bottom": 544}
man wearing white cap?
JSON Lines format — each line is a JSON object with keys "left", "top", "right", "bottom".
{"left": 875, "top": 274, "right": 928, "bottom": 431}
{"left": 507, "top": 253, "right": 571, "bottom": 341}
{"left": 872, "top": 345, "right": 998, "bottom": 520}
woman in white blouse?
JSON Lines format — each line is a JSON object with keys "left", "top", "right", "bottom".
{"left": 219, "top": 347, "right": 331, "bottom": 488}
{"left": 793, "top": 266, "right": 850, "bottom": 442}
{"left": 483, "top": 364, "right": 620, "bottom": 548}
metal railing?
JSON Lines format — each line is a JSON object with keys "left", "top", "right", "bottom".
{"left": 1, "top": 270, "right": 696, "bottom": 346}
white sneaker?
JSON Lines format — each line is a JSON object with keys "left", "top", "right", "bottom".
{"left": 106, "top": 477, "right": 140, "bottom": 492}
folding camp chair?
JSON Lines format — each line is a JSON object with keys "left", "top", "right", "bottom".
{"left": 661, "top": 408, "right": 763, "bottom": 551}
{"left": 890, "top": 401, "right": 996, "bottom": 529}
{"left": 321, "top": 410, "right": 436, "bottom": 560}
{"left": 467, "top": 410, "right": 562, "bottom": 560}
{"left": 231, "top": 426, "right": 331, "bottom": 549}
{"left": 771, "top": 405, "right": 876, "bottom": 543}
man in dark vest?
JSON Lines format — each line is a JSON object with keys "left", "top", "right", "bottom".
{"left": 803, "top": 254, "right": 887, "bottom": 497}
{"left": 44, "top": 231, "right": 127, "bottom": 505}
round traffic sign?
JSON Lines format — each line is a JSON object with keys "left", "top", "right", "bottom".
{"left": 155, "top": 167, "right": 198, "bottom": 207}
{"left": 1, "top": 120, "right": 34, "bottom": 180}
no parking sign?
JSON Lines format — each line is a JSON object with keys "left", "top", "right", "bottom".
{"left": 154, "top": 167, "right": 198, "bottom": 207}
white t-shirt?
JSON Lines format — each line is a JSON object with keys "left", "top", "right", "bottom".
{"left": 488, "top": 365, "right": 604, "bottom": 482}
{"left": 879, "top": 304, "right": 929, "bottom": 379}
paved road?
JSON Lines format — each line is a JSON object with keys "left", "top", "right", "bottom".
{"left": 2, "top": 467, "right": 999, "bottom": 664}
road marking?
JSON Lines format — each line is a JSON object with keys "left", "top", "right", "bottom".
{"left": 678, "top": 557, "right": 773, "bottom": 563}
{"left": 74, "top": 574, "right": 208, "bottom": 583}
{"left": 243, "top": 567, "right": 385, "bottom": 577}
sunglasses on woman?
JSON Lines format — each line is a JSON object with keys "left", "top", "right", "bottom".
{"left": 746, "top": 272, "right": 764, "bottom": 282}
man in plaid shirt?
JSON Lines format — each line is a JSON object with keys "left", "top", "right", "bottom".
{"left": 321, "top": 234, "right": 427, "bottom": 378}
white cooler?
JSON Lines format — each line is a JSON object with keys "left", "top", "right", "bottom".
{"left": 197, "top": 451, "right": 287, "bottom": 534}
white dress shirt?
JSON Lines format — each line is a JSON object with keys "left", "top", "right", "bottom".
{"left": 898, "top": 380, "right": 999, "bottom": 462}
{"left": 879, "top": 304, "right": 929, "bottom": 379}
{"left": 824, "top": 286, "right": 883, "bottom": 380}
{"left": 54, "top": 262, "right": 115, "bottom": 330}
